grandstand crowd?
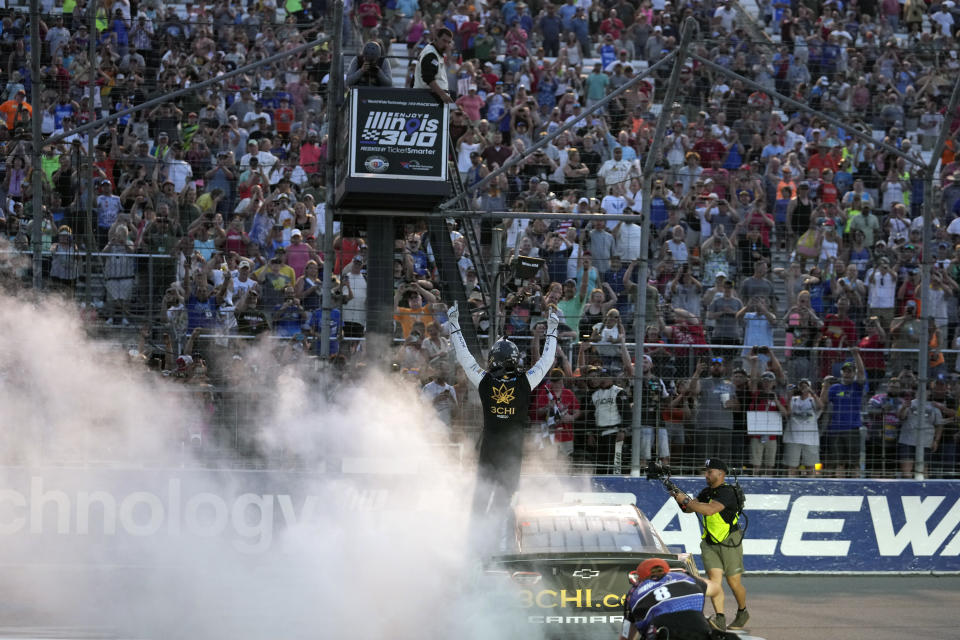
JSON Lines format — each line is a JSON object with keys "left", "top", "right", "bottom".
{"left": 2, "top": 0, "right": 960, "bottom": 476}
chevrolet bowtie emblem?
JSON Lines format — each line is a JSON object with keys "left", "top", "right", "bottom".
{"left": 572, "top": 569, "right": 600, "bottom": 579}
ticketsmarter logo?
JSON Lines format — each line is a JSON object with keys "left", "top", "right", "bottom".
{"left": 490, "top": 383, "right": 516, "bottom": 416}
{"left": 360, "top": 112, "right": 440, "bottom": 147}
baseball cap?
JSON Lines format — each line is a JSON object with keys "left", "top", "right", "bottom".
{"left": 703, "top": 458, "right": 729, "bottom": 473}
{"left": 841, "top": 361, "right": 856, "bottom": 370}
{"left": 761, "top": 371, "right": 776, "bottom": 381}
{"left": 291, "top": 228, "right": 302, "bottom": 237}
{"left": 635, "top": 558, "right": 670, "bottom": 583}
{"left": 239, "top": 260, "right": 251, "bottom": 269}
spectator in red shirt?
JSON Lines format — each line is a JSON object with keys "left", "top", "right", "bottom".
{"left": 859, "top": 315, "right": 888, "bottom": 390}
{"left": 481, "top": 131, "right": 513, "bottom": 168}
{"left": 693, "top": 129, "right": 727, "bottom": 167}
{"left": 819, "top": 168, "right": 838, "bottom": 204}
{"left": 660, "top": 307, "right": 707, "bottom": 379}
{"left": 747, "top": 355, "right": 788, "bottom": 476}
{"left": 274, "top": 97, "right": 294, "bottom": 140}
{"left": 299, "top": 131, "right": 323, "bottom": 174}
{"left": 742, "top": 208, "right": 775, "bottom": 248}
{"left": 481, "top": 62, "right": 499, "bottom": 89}
{"left": 356, "top": 1, "right": 382, "bottom": 38}
{"left": 458, "top": 13, "right": 480, "bottom": 59}
{"left": 807, "top": 142, "right": 838, "bottom": 174}
{"left": 533, "top": 368, "right": 581, "bottom": 458}
{"left": 819, "top": 295, "right": 858, "bottom": 378}
{"left": 600, "top": 8, "right": 625, "bottom": 40}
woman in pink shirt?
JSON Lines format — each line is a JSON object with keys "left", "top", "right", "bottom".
{"left": 285, "top": 228, "right": 320, "bottom": 278}
{"left": 455, "top": 85, "right": 485, "bottom": 123}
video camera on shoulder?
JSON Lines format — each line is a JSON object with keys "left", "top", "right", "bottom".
{"left": 644, "top": 459, "right": 679, "bottom": 494}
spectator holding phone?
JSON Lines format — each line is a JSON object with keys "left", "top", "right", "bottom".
{"left": 737, "top": 297, "right": 776, "bottom": 358}
{"left": 819, "top": 347, "right": 867, "bottom": 477}
{"left": 783, "top": 379, "right": 823, "bottom": 476}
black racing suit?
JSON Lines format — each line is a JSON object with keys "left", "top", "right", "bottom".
{"left": 447, "top": 323, "right": 557, "bottom": 523}
{"left": 474, "top": 373, "right": 532, "bottom": 515}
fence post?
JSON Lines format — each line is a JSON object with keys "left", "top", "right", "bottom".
{"left": 630, "top": 18, "right": 696, "bottom": 476}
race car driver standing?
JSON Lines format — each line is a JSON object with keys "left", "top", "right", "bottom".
{"left": 619, "top": 558, "right": 740, "bottom": 640}
{"left": 445, "top": 301, "right": 558, "bottom": 522}
{"left": 668, "top": 458, "right": 749, "bottom": 633}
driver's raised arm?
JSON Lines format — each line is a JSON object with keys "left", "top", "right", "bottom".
{"left": 525, "top": 309, "right": 559, "bottom": 388}
{"left": 445, "top": 302, "right": 485, "bottom": 388}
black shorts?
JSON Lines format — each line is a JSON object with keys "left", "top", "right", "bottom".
{"left": 650, "top": 611, "right": 718, "bottom": 640}
{"left": 824, "top": 430, "right": 859, "bottom": 468}
{"left": 342, "top": 321, "right": 365, "bottom": 339}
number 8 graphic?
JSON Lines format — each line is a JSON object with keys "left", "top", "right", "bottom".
{"left": 653, "top": 586, "right": 671, "bottom": 601}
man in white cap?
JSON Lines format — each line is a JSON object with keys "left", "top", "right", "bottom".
{"left": 233, "top": 260, "right": 256, "bottom": 297}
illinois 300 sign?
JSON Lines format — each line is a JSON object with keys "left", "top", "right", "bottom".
{"left": 349, "top": 88, "right": 449, "bottom": 182}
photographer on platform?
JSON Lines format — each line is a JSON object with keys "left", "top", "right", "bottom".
{"left": 668, "top": 458, "right": 748, "bottom": 633}
{"left": 345, "top": 41, "right": 393, "bottom": 88}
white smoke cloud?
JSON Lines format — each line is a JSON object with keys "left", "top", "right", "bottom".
{"left": 0, "top": 291, "right": 548, "bottom": 640}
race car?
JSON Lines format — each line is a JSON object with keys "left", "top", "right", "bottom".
{"left": 480, "top": 500, "right": 765, "bottom": 640}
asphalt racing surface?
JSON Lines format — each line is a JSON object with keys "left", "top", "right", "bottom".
{"left": 0, "top": 575, "right": 955, "bottom": 639}
{"left": 745, "top": 575, "right": 959, "bottom": 640}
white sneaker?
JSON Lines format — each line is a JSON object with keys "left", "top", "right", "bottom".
{"left": 105, "top": 318, "right": 114, "bottom": 325}
{"left": 121, "top": 318, "right": 130, "bottom": 326}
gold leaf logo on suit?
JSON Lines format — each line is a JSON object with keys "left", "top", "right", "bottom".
{"left": 491, "top": 383, "right": 516, "bottom": 404}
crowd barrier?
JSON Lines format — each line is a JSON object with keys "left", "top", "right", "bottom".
{"left": 0, "top": 468, "right": 955, "bottom": 572}
{"left": 595, "top": 476, "right": 960, "bottom": 573}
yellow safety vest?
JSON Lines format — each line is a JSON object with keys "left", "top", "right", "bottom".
{"left": 96, "top": 7, "right": 108, "bottom": 32}
{"left": 701, "top": 484, "right": 739, "bottom": 544}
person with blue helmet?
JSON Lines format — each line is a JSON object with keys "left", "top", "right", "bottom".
{"left": 445, "top": 301, "right": 558, "bottom": 522}
{"left": 620, "top": 558, "right": 737, "bottom": 640}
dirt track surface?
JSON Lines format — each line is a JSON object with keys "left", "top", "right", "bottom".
{"left": 744, "top": 575, "right": 959, "bottom": 640}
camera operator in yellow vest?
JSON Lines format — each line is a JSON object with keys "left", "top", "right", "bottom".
{"left": 668, "top": 458, "right": 749, "bottom": 633}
